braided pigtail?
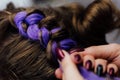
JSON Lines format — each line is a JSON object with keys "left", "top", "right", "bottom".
{"left": 14, "top": 8, "right": 77, "bottom": 66}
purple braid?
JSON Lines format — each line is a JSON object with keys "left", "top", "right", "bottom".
{"left": 14, "top": 11, "right": 77, "bottom": 53}
{"left": 14, "top": 11, "right": 44, "bottom": 39}
{"left": 14, "top": 11, "right": 120, "bottom": 80}
{"left": 14, "top": 11, "right": 28, "bottom": 37}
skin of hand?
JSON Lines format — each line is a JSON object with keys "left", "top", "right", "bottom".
{"left": 55, "top": 50, "right": 84, "bottom": 80}
{"left": 74, "top": 43, "right": 120, "bottom": 76}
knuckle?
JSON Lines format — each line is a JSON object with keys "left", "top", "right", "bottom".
{"left": 85, "top": 46, "right": 96, "bottom": 52}
{"left": 109, "top": 43, "right": 120, "bottom": 48}
{"left": 95, "top": 59, "right": 107, "bottom": 63}
{"left": 109, "top": 43, "right": 120, "bottom": 52}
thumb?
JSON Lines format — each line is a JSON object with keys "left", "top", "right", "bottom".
{"left": 81, "top": 44, "right": 120, "bottom": 60}
{"left": 58, "top": 49, "right": 84, "bottom": 80}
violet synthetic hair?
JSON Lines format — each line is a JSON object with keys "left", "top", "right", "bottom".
{"left": 14, "top": 11, "right": 44, "bottom": 38}
{"left": 0, "top": 0, "right": 120, "bottom": 80}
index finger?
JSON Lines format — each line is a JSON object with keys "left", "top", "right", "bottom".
{"left": 80, "top": 44, "right": 120, "bottom": 60}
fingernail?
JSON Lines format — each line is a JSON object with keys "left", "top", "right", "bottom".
{"left": 96, "top": 64, "right": 103, "bottom": 76}
{"left": 109, "top": 68, "right": 115, "bottom": 77}
{"left": 74, "top": 54, "right": 81, "bottom": 62}
{"left": 85, "top": 60, "right": 92, "bottom": 70}
{"left": 56, "top": 48, "right": 65, "bottom": 61}
{"left": 69, "top": 48, "right": 84, "bottom": 54}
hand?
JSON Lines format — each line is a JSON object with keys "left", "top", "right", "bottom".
{"left": 55, "top": 49, "right": 84, "bottom": 80}
{"left": 72, "top": 43, "right": 120, "bottom": 76}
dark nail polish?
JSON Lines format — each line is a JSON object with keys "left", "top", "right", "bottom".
{"left": 56, "top": 48, "right": 65, "bottom": 61}
{"left": 69, "top": 48, "right": 84, "bottom": 54}
{"left": 85, "top": 60, "right": 92, "bottom": 70}
{"left": 96, "top": 64, "right": 103, "bottom": 76}
{"left": 109, "top": 68, "right": 115, "bottom": 77}
{"left": 74, "top": 54, "right": 81, "bottom": 62}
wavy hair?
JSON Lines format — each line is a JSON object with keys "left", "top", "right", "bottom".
{"left": 0, "top": 0, "right": 120, "bottom": 80}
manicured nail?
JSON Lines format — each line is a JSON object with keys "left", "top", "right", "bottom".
{"left": 56, "top": 48, "right": 65, "bottom": 61}
{"left": 74, "top": 54, "right": 81, "bottom": 62}
{"left": 85, "top": 60, "right": 92, "bottom": 70}
{"left": 109, "top": 68, "right": 115, "bottom": 77}
{"left": 69, "top": 48, "right": 84, "bottom": 54}
{"left": 96, "top": 64, "right": 103, "bottom": 76}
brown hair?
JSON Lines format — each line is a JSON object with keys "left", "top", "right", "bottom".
{"left": 0, "top": 0, "right": 119, "bottom": 80}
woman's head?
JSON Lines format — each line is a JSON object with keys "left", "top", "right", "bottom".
{"left": 0, "top": 2, "right": 84, "bottom": 80}
{"left": 0, "top": 0, "right": 119, "bottom": 80}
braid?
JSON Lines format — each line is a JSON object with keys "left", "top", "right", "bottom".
{"left": 14, "top": 10, "right": 77, "bottom": 66}
{"left": 14, "top": 11, "right": 44, "bottom": 39}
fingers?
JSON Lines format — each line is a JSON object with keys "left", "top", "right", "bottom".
{"left": 70, "top": 51, "right": 119, "bottom": 77}
{"left": 107, "top": 63, "right": 118, "bottom": 76}
{"left": 70, "top": 52, "right": 95, "bottom": 70}
{"left": 55, "top": 68, "right": 62, "bottom": 79}
{"left": 83, "top": 55, "right": 94, "bottom": 70}
{"left": 94, "top": 59, "right": 118, "bottom": 77}
{"left": 70, "top": 52, "right": 83, "bottom": 64}
{"left": 95, "top": 59, "right": 107, "bottom": 76}
{"left": 56, "top": 48, "right": 84, "bottom": 80}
